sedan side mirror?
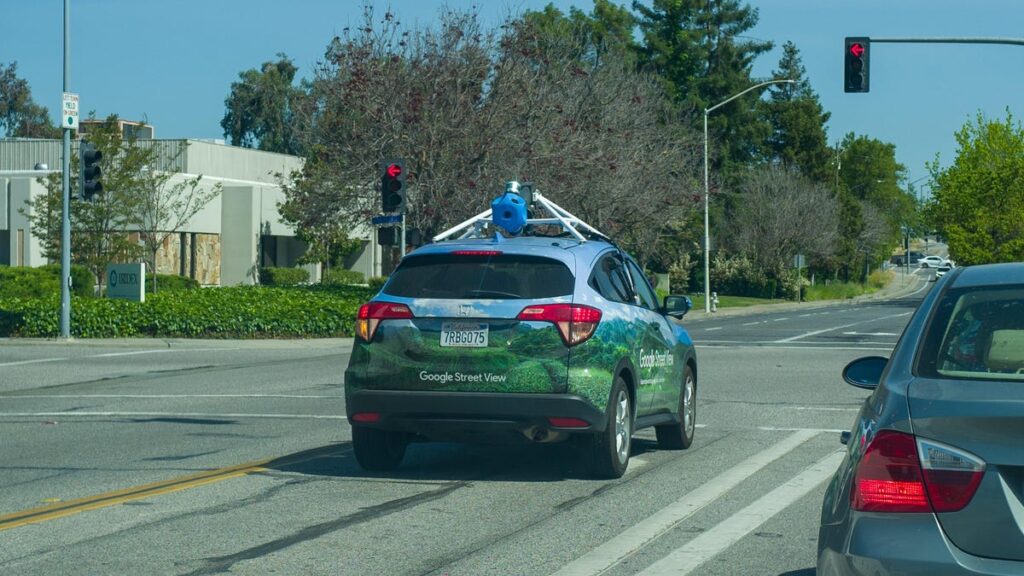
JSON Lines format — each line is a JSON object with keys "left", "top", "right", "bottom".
{"left": 842, "top": 356, "right": 889, "bottom": 390}
{"left": 663, "top": 295, "right": 693, "bottom": 319}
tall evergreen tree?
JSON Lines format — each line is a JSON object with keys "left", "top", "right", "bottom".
{"left": 634, "top": 0, "right": 773, "bottom": 171}
{"left": 762, "top": 42, "right": 832, "bottom": 183}
{"left": 221, "top": 54, "right": 305, "bottom": 155}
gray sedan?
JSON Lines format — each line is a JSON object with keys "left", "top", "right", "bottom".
{"left": 818, "top": 262, "right": 1024, "bottom": 575}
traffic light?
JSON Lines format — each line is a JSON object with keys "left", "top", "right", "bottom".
{"left": 79, "top": 140, "right": 103, "bottom": 200}
{"left": 844, "top": 37, "right": 870, "bottom": 93}
{"left": 381, "top": 159, "right": 407, "bottom": 213}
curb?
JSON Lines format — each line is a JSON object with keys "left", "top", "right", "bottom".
{"left": 682, "top": 269, "right": 928, "bottom": 323}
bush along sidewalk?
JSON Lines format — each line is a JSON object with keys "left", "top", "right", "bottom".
{"left": 0, "top": 284, "right": 374, "bottom": 339}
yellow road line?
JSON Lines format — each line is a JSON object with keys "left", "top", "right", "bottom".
{"left": 0, "top": 445, "right": 344, "bottom": 531}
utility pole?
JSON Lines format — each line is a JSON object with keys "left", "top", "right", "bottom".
{"left": 59, "top": 0, "right": 72, "bottom": 339}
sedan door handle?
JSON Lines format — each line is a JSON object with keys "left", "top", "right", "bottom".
{"left": 840, "top": 431, "right": 851, "bottom": 445}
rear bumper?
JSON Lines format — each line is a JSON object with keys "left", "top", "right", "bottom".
{"left": 818, "top": 512, "right": 1024, "bottom": 576}
{"left": 345, "top": 389, "right": 607, "bottom": 443}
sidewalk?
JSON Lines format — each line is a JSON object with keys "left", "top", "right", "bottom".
{"left": 682, "top": 267, "right": 929, "bottom": 323}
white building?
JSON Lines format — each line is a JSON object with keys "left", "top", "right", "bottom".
{"left": 0, "top": 137, "right": 378, "bottom": 285}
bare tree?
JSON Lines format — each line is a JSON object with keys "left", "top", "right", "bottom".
{"left": 131, "top": 154, "right": 221, "bottom": 292}
{"left": 727, "top": 165, "right": 839, "bottom": 280}
{"left": 281, "top": 6, "right": 702, "bottom": 267}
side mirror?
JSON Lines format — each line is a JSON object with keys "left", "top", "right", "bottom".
{"left": 842, "top": 356, "right": 888, "bottom": 390}
{"left": 663, "top": 295, "right": 692, "bottom": 319}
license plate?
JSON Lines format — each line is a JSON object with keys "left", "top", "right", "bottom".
{"left": 440, "top": 322, "right": 488, "bottom": 347}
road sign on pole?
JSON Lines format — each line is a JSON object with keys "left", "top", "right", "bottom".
{"left": 62, "top": 92, "right": 79, "bottom": 130}
{"left": 371, "top": 214, "right": 403, "bottom": 226}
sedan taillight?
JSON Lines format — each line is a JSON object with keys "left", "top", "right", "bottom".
{"left": 356, "top": 302, "right": 414, "bottom": 341}
{"left": 516, "top": 304, "right": 602, "bottom": 346}
{"left": 851, "top": 430, "right": 985, "bottom": 513}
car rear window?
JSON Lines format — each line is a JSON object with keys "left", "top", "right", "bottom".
{"left": 383, "top": 254, "right": 574, "bottom": 299}
{"left": 918, "top": 286, "right": 1024, "bottom": 381}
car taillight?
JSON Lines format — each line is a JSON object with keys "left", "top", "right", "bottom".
{"left": 917, "top": 438, "right": 986, "bottom": 512}
{"left": 517, "top": 304, "right": 601, "bottom": 346}
{"left": 851, "top": 430, "right": 985, "bottom": 513}
{"left": 356, "top": 302, "right": 414, "bottom": 341}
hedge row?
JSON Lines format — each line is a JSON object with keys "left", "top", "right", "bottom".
{"left": 0, "top": 284, "right": 374, "bottom": 339}
{"left": 0, "top": 265, "right": 95, "bottom": 298}
{"left": 321, "top": 268, "right": 365, "bottom": 286}
{"left": 259, "top": 267, "right": 310, "bottom": 286}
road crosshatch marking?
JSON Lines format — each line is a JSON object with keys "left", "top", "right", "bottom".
{"left": 0, "top": 445, "right": 346, "bottom": 532}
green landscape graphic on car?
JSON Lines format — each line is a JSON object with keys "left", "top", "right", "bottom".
{"left": 347, "top": 314, "right": 661, "bottom": 412}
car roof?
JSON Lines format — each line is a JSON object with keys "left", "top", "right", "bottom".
{"left": 949, "top": 262, "right": 1024, "bottom": 289}
{"left": 405, "top": 235, "right": 615, "bottom": 266}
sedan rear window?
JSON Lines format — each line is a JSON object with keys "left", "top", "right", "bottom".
{"left": 919, "top": 286, "right": 1024, "bottom": 381}
{"left": 383, "top": 254, "right": 574, "bottom": 299}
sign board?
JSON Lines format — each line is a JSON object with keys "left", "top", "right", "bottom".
{"left": 62, "top": 92, "right": 79, "bottom": 130}
{"left": 371, "top": 214, "right": 402, "bottom": 226}
{"left": 106, "top": 263, "right": 146, "bottom": 302}
{"left": 793, "top": 254, "right": 806, "bottom": 269}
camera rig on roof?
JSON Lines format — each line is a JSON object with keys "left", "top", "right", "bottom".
{"left": 432, "top": 181, "right": 609, "bottom": 243}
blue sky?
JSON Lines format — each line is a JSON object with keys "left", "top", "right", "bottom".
{"left": 3, "top": 0, "right": 1021, "bottom": 191}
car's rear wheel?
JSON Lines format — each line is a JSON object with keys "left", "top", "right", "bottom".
{"left": 352, "top": 426, "right": 408, "bottom": 472}
{"left": 587, "top": 375, "right": 632, "bottom": 479}
{"left": 656, "top": 364, "right": 695, "bottom": 449}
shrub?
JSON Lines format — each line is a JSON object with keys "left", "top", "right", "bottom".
{"left": 367, "top": 276, "right": 388, "bottom": 292}
{"left": 146, "top": 274, "right": 200, "bottom": 293}
{"left": 0, "top": 265, "right": 95, "bottom": 298}
{"left": 321, "top": 268, "right": 365, "bottom": 286}
{"left": 0, "top": 284, "right": 376, "bottom": 338}
{"left": 259, "top": 267, "right": 310, "bottom": 286}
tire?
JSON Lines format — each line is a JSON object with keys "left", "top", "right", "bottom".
{"left": 352, "top": 426, "right": 408, "bottom": 472}
{"left": 656, "top": 364, "right": 696, "bottom": 449}
{"left": 587, "top": 375, "right": 632, "bottom": 479}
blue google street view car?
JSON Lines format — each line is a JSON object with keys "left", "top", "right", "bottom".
{"left": 344, "top": 184, "right": 698, "bottom": 478}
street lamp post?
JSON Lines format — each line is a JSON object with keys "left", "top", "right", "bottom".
{"left": 703, "top": 79, "right": 796, "bottom": 313}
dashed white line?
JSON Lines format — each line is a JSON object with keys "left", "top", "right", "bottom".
{"left": 775, "top": 312, "right": 911, "bottom": 343}
{"left": 638, "top": 451, "right": 845, "bottom": 576}
{"left": 550, "top": 429, "right": 820, "bottom": 576}
{"left": 0, "top": 357, "right": 68, "bottom": 368}
{"left": 0, "top": 411, "right": 347, "bottom": 420}
{"left": 703, "top": 327, "right": 722, "bottom": 332}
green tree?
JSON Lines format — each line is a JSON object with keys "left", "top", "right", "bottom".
{"left": 221, "top": 54, "right": 305, "bottom": 155}
{"left": 523, "top": 1, "right": 637, "bottom": 63}
{"left": 0, "top": 61, "right": 60, "bottom": 138}
{"left": 928, "top": 110, "right": 1024, "bottom": 265}
{"left": 761, "top": 42, "right": 831, "bottom": 183}
{"left": 634, "top": 0, "right": 773, "bottom": 171}
{"left": 23, "top": 115, "right": 146, "bottom": 286}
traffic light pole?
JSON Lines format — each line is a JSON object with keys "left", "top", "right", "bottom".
{"left": 59, "top": 0, "right": 71, "bottom": 339}
{"left": 400, "top": 214, "right": 406, "bottom": 259}
{"left": 869, "top": 37, "right": 1024, "bottom": 47}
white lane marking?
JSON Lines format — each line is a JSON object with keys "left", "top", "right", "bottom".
{"left": 703, "top": 327, "right": 722, "bottom": 332}
{"left": 0, "top": 411, "right": 347, "bottom": 420}
{"left": 0, "top": 357, "right": 68, "bottom": 368}
{"left": 788, "top": 406, "right": 858, "bottom": 412}
{"left": 741, "top": 321, "right": 762, "bottom": 326}
{"left": 773, "top": 318, "right": 789, "bottom": 322}
{"left": 696, "top": 343, "right": 894, "bottom": 351}
{"left": 798, "top": 314, "right": 811, "bottom": 318}
{"left": 841, "top": 332, "right": 899, "bottom": 337}
{"left": 775, "top": 312, "right": 911, "bottom": 343}
{"left": 89, "top": 347, "right": 240, "bottom": 358}
{"left": 638, "top": 451, "right": 846, "bottom": 576}
{"left": 4, "top": 394, "right": 344, "bottom": 399}
{"left": 758, "top": 426, "right": 846, "bottom": 433}
{"left": 550, "top": 429, "right": 820, "bottom": 576}
{"left": 0, "top": 347, "right": 244, "bottom": 367}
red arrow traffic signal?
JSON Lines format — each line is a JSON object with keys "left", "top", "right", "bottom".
{"left": 386, "top": 164, "right": 403, "bottom": 178}
{"left": 849, "top": 42, "right": 864, "bottom": 57}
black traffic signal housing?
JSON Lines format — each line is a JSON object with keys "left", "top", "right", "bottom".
{"left": 79, "top": 140, "right": 103, "bottom": 200}
{"left": 381, "top": 159, "right": 407, "bottom": 213}
{"left": 844, "top": 37, "right": 870, "bottom": 93}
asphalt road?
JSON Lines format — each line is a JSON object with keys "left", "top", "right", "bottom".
{"left": 0, "top": 271, "right": 935, "bottom": 575}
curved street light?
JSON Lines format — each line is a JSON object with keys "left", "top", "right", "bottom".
{"left": 703, "top": 79, "right": 797, "bottom": 313}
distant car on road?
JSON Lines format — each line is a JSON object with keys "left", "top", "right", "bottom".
{"left": 890, "top": 251, "right": 924, "bottom": 266}
{"left": 918, "top": 255, "right": 948, "bottom": 268}
{"left": 818, "top": 263, "right": 1024, "bottom": 575}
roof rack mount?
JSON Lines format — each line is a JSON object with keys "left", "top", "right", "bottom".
{"left": 432, "top": 190, "right": 606, "bottom": 243}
